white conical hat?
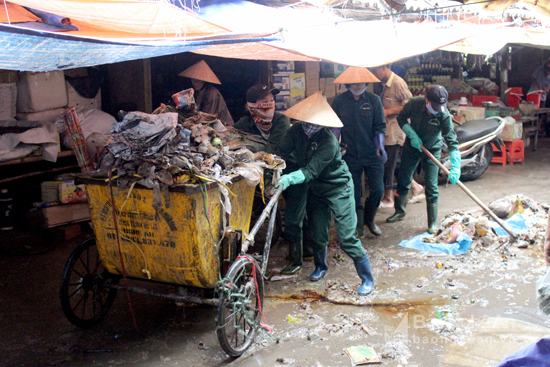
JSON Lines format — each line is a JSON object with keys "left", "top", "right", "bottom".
{"left": 333, "top": 66, "right": 380, "bottom": 84}
{"left": 284, "top": 92, "right": 343, "bottom": 127}
{"left": 178, "top": 60, "right": 221, "bottom": 84}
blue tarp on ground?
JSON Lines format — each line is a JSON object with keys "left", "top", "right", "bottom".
{"left": 398, "top": 232, "right": 472, "bottom": 255}
{"left": 489, "top": 213, "right": 528, "bottom": 236}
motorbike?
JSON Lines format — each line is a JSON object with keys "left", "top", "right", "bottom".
{"left": 414, "top": 115, "right": 506, "bottom": 183}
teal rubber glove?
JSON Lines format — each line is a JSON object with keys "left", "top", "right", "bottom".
{"left": 402, "top": 124, "right": 422, "bottom": 152}
{"left": 276, "top": 170, "right": 305, "bottom": 191}
{"left": 449, "top": 150, "right": 461, "bottom": 185}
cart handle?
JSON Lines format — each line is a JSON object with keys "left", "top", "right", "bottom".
{"left": 243, "top": 185, "right": 284, "bottom": 275}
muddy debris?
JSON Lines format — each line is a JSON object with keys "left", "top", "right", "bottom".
{"left": 379, "top": 340, "right": 412, "bottom": 360}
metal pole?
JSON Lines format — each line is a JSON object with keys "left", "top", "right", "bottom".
{"left": 420, "top": 146, "right": 518, "bottom": 239}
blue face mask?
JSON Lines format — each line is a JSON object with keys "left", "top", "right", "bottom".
{"left": 348, "top": 85, "right": 367, "bottom": 96}
{"left": 302, "top": 122, "right": 323, "bottom": 135}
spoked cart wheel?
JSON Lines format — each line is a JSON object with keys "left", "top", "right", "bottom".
{"left": 60, "top": 238, "right": 119, "bottom": 328}
{"left": 216, "top": 256, "right": 265, "bottom": 357}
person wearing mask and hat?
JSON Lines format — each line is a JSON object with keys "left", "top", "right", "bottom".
{"left": 233, "top": 84, "right": 290, "bottom": 154}
{"left": 371, "top": 64, "right": 425, "bottom": 208}
{"left": 331, "top": 67, "right": 387, "bottom": 238}
{"left": 386, "top": 85, "right": 461, "bottom": 234}
{"left": 276, "top": 92, "right": 375, "bottom": 296}
{"left": 234, "top": 84, "right": 311, "bottom": 275}
{"left": 178, "top": 60, "right": 234, "bottom": 126}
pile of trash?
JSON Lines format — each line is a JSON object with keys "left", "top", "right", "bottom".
{"left": 429, "top": 194, "right": 548, "bottom": 252}
{"left": 90, "top": 89, "right": 285, "bottom": 189}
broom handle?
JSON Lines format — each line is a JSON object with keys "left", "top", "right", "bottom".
{"left": 420, "top": 146, "right": 518, "bottom": 240}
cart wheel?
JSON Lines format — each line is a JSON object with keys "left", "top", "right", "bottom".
{"left": 216, "top": 257, "right": 264, "bottom": 357}
{"left": 60, "top": 238, "right": 119, "bottom": 328}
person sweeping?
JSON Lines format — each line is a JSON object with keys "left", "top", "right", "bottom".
{"left": 276, "top": 92, "right": 375, "bottom": 296}
{"left": 386, "top": 85, "right": 461, "bottom": 234}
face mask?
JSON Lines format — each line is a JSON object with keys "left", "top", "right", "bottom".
{"left": 302, "top": 122, "right": 323, "bottom": 135}
{"left": 348, "top": 85, "right": 367, "bottom": 96}
{"left": 426, "top": 102, "right": 440, "bottom": 115}
{"left": 247, "top": 101, "right": 275, "bottom": 132}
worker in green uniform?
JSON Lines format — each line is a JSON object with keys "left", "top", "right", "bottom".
{"left": 233, "top": 84, "right": 290, "bottom": 154}
{"left": 276, "top": 92, "right": 375, "bottom": 296}
{"left": 233, "top": 84, "right": 311, "bottom": 275}
{"left": 386, "top": 85, "right": 461, "bottom": 234}
{"left": 331, "top": 67, "right": 387, "bottom": 238}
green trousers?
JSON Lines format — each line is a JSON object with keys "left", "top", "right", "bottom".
{"left": 306, "top": 181, "right": 367, "bottom": 261}
{"left": 397, "top": 145, "right": 440, "bottom": 204}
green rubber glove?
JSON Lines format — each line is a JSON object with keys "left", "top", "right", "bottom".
{"left": 402, "top": 124, "right": 422, "bottom": 152}
{"left": 449, "top": 150, "right": 461, "bottom": 185}
{"left": 276, "top": 170, "right": 305, "bottom": 191}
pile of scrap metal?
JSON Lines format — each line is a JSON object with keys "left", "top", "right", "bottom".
{"left": 91, "top": 88, "right": 285, "bottom": 189}
{"left": 425, "top": 194, "right": 548, "bottom": 251}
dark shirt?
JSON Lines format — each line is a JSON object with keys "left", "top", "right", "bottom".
{"left": 233, "top": 111, "right": 290, "bottom": 154}
{"left": 198, "top": 84, "right": 234, "bottom": 126}
{"left": 277, "top": 123, "right": 352, "bottom": 197}
{"left": 331, "top": 90, "right": 386, "bottom": 163}
{"left": 397, "top": 96, "right": 459, "bottom": 152}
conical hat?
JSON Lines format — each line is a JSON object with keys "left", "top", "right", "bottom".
{"left": 178, "top": 60, "right": 221, "bottom": 84}
{"left": 284, "top": 92, "right": 343, "bottom": 127}
{"left": 333, "top": 66, "right": 380, "bottom": 84}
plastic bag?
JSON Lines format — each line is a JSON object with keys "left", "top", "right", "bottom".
{"left": 536, "top": 269, "right": 550, "bottom": 315}
{"left": 398, "top": 232, "right": 472, "bottom": 255}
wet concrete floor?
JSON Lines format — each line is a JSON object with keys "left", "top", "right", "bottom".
{"left": 1, "top": 137, "right": 549, "bottom": 367}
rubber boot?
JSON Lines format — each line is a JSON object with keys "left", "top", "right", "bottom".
{"left": 354, "top": 254, "right": 374, "bottom": 296}
{"left": 280, "top": 242, "right": 303, "bottom": 275}
{"left": 303, "top": 242, "right": 314, "bottom": 261}
{"left": 364, "top": 205, "right": 381, "bottom": 236}
{"left": 355, "top": 208, "right": 365, "bottom": 239}
{"left": 386, "top": 194, "right": 408, "bottom": 223}
{"left": 427, "top": 203, "right": 439, "bottom": 234}
{"left": 310, "top": 248, "right": 328, "bottom": 282}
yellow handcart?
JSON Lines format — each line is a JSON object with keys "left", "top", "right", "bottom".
{"left": 59, "top": 177, "right": 283, "bottom": 357}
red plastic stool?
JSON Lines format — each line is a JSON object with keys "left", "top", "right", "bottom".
{"left": 504, "top": 140, "right": 524, "bottom": 165}
{"left": 491, "top": 142, "right": 506, "bottom": 166}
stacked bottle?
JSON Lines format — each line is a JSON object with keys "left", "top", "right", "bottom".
{"left": 405, "top": 61, "right": 454, "bottom": 96}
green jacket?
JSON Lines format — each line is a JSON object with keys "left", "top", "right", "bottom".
{"left": 277, "top": 123, "right": 352, "bottom": 197}
{"left": 233, "top": 111, "right": 290, "bottom": 154}
{"left": 397, "top": 97, "right": 459, "bottom": 153}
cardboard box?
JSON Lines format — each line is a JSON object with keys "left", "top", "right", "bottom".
{"left": 452, "top": 106, "right": 485, "bottom": 123}
{"left": 0, "top": 83, "right": 17, "bottom": 120}
{"left": 289, "top": 73, "right": 306, "bottom": 94}
{"left": 27, "top": 203, "right": 91, "bottom": 228}
{"left": 16, "top": 108, "right": 65, "bottom": 123}
{"left": 273, "top": 74, "right": 290, "bottom": 91}
{"left": 275, "top": 91, "right": 290, "bottom": 111}
{"left": 320, "top": 62, "right": 347, "bottom": 78}
{"left": 305, "top": 62, "right": 320, "bottom": 75}
{"left": 0, "top": 70, "right": 18, "bottom": 84}
{"left": 321, "top": 78, "right": 336, "bottom": 98}
{"left": 66, "top": 82, "right": 101, "bottom": 110}
{"left": 499, "top": 122, "right": 523, "bottom": 142}
{"left": 59, "top": 182, "right": 87, "bottom": 204}
{"left": 290, "top": 93, "right": 305, "bottom": 107}
{"left": 17, "top": 71, "right": 67, "bottom": 113}
{"left": 41, "top": 181, "right": 65, "bottom": 202}
{"left": 275, "top": 61, "right": 294, "bottom": 72}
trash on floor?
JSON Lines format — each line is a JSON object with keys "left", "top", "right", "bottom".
{"left": 344, "top": 346, "right": 381, "bottom": 365}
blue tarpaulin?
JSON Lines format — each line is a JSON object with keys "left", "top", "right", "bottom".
{"left": 398, "top": 232, "right": 473, "bottom": 255}
{"left": 489, "top": 213, "right": 528, "bottom": 236}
